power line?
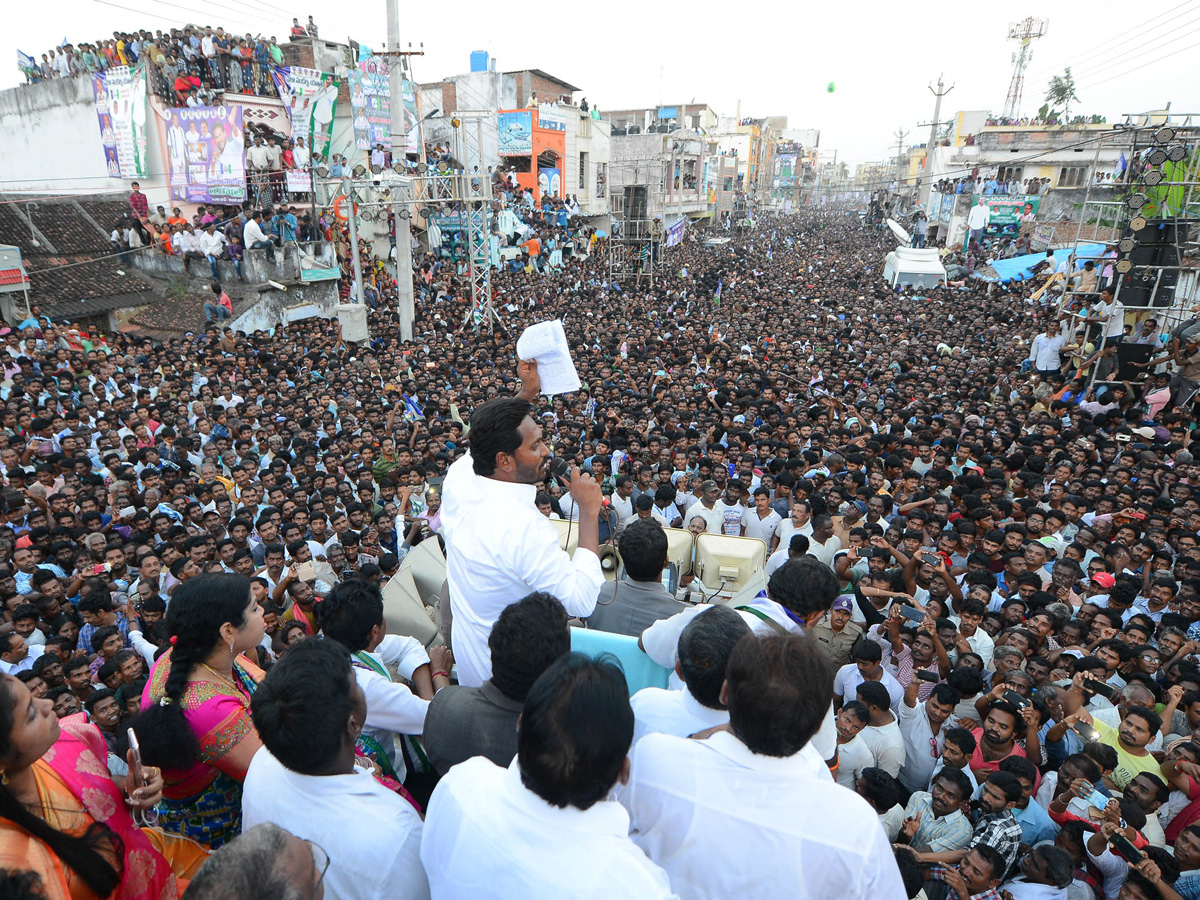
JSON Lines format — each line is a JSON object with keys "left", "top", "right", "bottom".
{"left": 89, "top": 0, "right": 193, "bottom": 28}
{"left": 243, "top": 0, "right": 301, "bottom": 19}
{"left": 145, "top": 0, "right": 282, "bottom": 32}
{"left": 1023, "top": 0, "right": 1198, "bottom": 84}
{"left": 1075, "top": 35, "right": 1200, "bottom": 91}
{"left": 1065, "top": 13, "right": 1200, "bottom": 84}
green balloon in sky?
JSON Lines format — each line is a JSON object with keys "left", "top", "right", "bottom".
{"left": 826, "top": 81, "right": 836, "bottom": 93}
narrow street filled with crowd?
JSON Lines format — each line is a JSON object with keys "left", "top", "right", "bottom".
{"left": 2, "top": 192, "right": 1200, "bottom": 900}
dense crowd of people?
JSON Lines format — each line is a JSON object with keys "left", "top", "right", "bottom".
{"left": 1, "top": 199, "right": 1200, "bottom": 900}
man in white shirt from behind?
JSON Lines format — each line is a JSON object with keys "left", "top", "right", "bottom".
{"left": 766, "top": 532, "right": 810, "bottom": 578}
{"left": 857, "top": 680, "right": 908, "bottom": 778}
{"left": 630, "top": 604, "right": 750, "bottom": 745}
{"left": 639, "top": 557, "right": 844, "bottom": 765}
{"left": 421, "top": 653, "right": 674, "bottom": 899}
{"left": 621, "top": 632, "right": 905, "bottom": 900}
{"left": 440, "top": 361, "right": 604, "bottom": 687}
{"left": 241, "top": 638, "right": 429, "bottom": 900}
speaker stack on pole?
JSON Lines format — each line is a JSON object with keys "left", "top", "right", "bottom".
{"left": 1113, "top": 126, "right": 1191, "bottom": 308}
{"left": 1116, "top": 218, "right": 1181, "bottom": 308}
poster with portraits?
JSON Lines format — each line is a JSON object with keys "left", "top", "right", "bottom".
{"left": 92, "top": 65, "right": 148, "bottom": 178}
{"left": 164, "top": 105, "right": 246, "bottom": 203}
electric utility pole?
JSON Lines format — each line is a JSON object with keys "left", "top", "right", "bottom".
{"left": 893, "top": 128, "right": 909, "bottom": 196}
{"left": 386, "top": 0, "right": 414, "bottom": 342}
{"left": 918, "top": 75, "right": 953, "bottom": 209}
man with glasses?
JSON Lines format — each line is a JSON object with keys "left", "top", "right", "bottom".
{"left": 242, "top": 638, "right": 429, "bottom": 900}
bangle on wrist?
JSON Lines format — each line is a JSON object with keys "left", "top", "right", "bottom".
{"left": 432, "top": 670, "right": 450, "bottom": 680}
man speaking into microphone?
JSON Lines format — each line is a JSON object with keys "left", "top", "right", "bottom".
{"left": 440, "top": 359, "right": 603, "bottom": 687}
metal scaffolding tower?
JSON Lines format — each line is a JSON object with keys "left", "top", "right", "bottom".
{"left": 609, "top": 217, "right": 656, "bottom": 286}
{"left": 1054, "top": 113, "right": 1200, "bottom": 393}
{"left": 448, "top": 111, "right": 497, "bottom": 330}
{"left": 1001, "top": 18, "right": 1047, "bottom": 120}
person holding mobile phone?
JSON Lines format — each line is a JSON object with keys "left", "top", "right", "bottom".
{"left": 0, "top": 674, "right": 204, "bottom": 898}
{"left": 897, "top": 674, "right": 961, "bottom": 795}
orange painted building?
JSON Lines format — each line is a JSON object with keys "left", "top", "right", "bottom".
{"left": 497, "top": 107, "right": 567, "bottom": 201}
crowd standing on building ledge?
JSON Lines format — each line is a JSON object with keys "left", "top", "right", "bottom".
{"left": 2, "top": 198, "right": 1200, "bottom": 900}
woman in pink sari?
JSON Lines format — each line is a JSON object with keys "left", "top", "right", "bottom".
{"left": 0, "top": 675, "right": 206, "bottom": 899}
{"left": 134, "top": 573, "right": 266, "bottom": 850}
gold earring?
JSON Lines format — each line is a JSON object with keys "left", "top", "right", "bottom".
{"left": 0, "top": 770, "right": 8, "bottom": 786}
{"left": 228, "top": 639, "right": 235, "bottom": 654}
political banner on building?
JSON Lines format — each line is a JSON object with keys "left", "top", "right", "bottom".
{"left": 499, "top": 111, "right": 532, "bottom": 156}
{"left": 981, "top": 194, "right": 1040, "bottom": 225}
{"left": 665, "top": 218, "right": 686, "bottom": 247}
{"left": 400, "top": 79, "right": 418, "bottom": 154}
{"left": 285, "top": 170, "right": 311, "bottom": 194}
{"left": 91, "top": 66, "right": 148, "bottom": 179}
{"left": 1031, "top": 223, "right": 1056, "bottom": 252}
{"left": 271, "top": 66, "right": 339, "bottom": 161}
{"left": 349, "top": 56, "right": 391, "bottom": 151}
{"left": 938, "top": 192, "right": 955, "bottom": 224}
{"left": 774, "top": 153, "right": 797, "bottom": 186}
{"left": 163, "top": 106, "right": 246, "bottom": 203}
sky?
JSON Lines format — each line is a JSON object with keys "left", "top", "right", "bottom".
{"left": 4, "top": 0, "right": 1200, "bottom": 168}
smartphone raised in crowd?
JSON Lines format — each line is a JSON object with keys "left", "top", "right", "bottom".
{"left": 898, "top": 606, "right": 926, "bottom": 624}
{"left": 1083, "top": 787, "right": 1110, "bottom": 811}
{"left": 1109, "top": 833, "right": 1143, "bottom": 865}
{"left": 1002, "top": 689, "right": 1030, "bottom": 709}
{"left": 126, "top": 728, "right": 158, "bottom": 827}
{"left": 127, "top": 727, "right": 145, "bottom": 792}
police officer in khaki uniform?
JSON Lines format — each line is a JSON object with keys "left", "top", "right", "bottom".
{"left": 810, "top": 595, "right": 863, "bottom": 668}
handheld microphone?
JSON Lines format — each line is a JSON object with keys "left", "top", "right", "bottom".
{"left": 549, "top": 457, "right": 571, "bottom": 488}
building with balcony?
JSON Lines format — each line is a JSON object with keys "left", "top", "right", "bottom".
{"left": 770, "top": 129, "right": 820, "bottom": 204}
{"left": 924, "top": 113, "right": 1131, "bottom": 194}
{"left": 601, "top": 104, "right": 721, "bottom": 136}
{"left": 420, "top": 60, "right": 609, "bottom": 215}
{"left": 607, "top": 129, "right": 727, "bottom": 225}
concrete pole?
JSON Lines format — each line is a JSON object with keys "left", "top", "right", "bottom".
{"left": 343, "top": 176, "right": 364, "bottom": 304}
{"left": 387, "top": 0, "right": 415, "bottom": 342}
{"left": 919, "top": 76, "right": 952, "bottom": 209}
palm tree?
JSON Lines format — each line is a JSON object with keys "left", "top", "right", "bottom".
{"left": 1045, "top": 69, "right": 1080, "bottom": 124}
